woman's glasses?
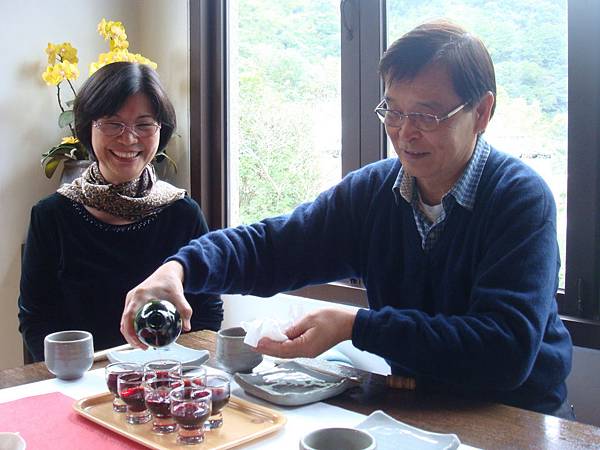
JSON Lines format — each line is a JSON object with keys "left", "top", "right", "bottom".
{"left": 93, "top": 120, "right": 161, "bottom": 138}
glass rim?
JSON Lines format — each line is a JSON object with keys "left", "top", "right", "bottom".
{"left": 169, "top": 385, "right": 212, "bottom": 401}
{"left": 205, "top": 374, "right": 231, "bottom": 384}
{"left": 105, "top": 361, "right": 143, "bottom": 371}
{"left": 143, "top": 359, "right": 182, "bottom": 368}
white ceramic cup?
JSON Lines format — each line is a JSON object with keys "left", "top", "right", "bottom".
{"left": 299, "top": 427, "right": 376, "bottom": 450}
{"left": 44, "top": 330, "right": 94, "bottom": 380}
{"left": 216, "top": 326, "right": 263, "bottom": 373}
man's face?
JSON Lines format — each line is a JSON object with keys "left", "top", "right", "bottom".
{"left": 384, "top": 63, "right": 485, "bottom": 202}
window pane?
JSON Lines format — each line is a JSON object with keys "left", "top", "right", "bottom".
{"left": 386, "top": 0, "right": 568, "bottom": 288}
{"left": 228, "top": 0, "right": 342, "bottom": 225}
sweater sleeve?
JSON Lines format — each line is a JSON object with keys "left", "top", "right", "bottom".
{"left": 167, "top": 167, "right": 378, "bottom": 297}
{"left": 352, "top": 175, "right": 565, "bottom": 391}
{"left": 180, "top": 198, "right": 224, "bottom": 331}
{"left": 18, "top": 203, "right": 63, "bottom": 362}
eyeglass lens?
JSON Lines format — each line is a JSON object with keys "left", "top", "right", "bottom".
{"left": 377, "top": 110, "right": 437, "bottom": 131}
{"left": 96, "top": 121, "right": 160, "bottom": 138}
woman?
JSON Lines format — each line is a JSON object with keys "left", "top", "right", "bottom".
{"left": 18, "top": 61, "right": 223, "bottom": 361}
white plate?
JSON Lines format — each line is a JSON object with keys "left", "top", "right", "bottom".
{"left": 107, "top": 342, "right": 209, "bottom": 366}
{"left": 356, "top": 410, "right": 461, "bottom": 450}
{"left": 235, "top": 360, "right": 354, "bottom": 406}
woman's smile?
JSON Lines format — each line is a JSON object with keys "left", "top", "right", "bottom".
{"left": 110, "top": 149, "right": 143, "bottom": 160}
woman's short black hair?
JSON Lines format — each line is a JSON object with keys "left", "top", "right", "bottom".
{"left": 74, "top": 61, "right": 176, "bottom": 158}
{"left": 379, "top": 20, "right": 496, "bottom": 117}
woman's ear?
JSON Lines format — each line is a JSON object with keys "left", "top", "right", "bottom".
{"left": 474, "top": 91, "right": 494, "bottom": 135}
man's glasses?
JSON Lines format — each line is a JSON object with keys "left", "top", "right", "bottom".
{"left": 374, "top": 99, "right": 468, "bottom": 132}
{"left": 93, "top": 120, "right": 161, "bottom": 138}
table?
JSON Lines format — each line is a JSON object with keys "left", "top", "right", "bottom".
{"left": 2, "top": 330, "right": 600, "bottom": 449}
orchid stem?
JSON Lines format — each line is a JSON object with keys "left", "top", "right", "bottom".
{"left": 57, "top": 83, "right": 76, "bottom": 136}
{"left": 56, "top": 84, "right": 66, "bottom": 113}
{"left": 67, "top": 79, "right": 77, "bottom": 98}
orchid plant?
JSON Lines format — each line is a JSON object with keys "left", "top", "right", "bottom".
{"left": 41, "top": 19, "right": 175, "bottom": 179}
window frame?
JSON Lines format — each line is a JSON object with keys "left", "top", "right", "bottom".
{"left": 189, "top": 0, "right": 600, "bottom": 348}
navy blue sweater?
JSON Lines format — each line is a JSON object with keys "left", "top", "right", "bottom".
{"left": 171, "top": 148, "right": 572, "bottom": 414}
{"left": 19, "top": 194, "right": 223, "bottom": 361}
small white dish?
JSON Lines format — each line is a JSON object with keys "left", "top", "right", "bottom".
{"left": 107, "top": 342, "right": 209, "bottom": 366}
{"left": 235, "top": 360, "right": 354, "bottom": 406}
{"left": 356, "top": 410, "right": 461, "bottom": 450}
{"left": 0, "top": 432, "right": 26, "bottom": 450}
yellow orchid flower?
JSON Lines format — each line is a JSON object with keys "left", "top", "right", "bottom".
{"left": 97, "top": 18, "right": 107, "bottom": 36}
{"left": 41, "top": 18, "right": 166, "bottom": 179}
{"left": 57, "top": 42, "right": 79, "bottom": 64}
{"left": 89, "top": 49, "right": 157, "bottom": 75}
{"left": 41, "top": 61, "right": 79, "bottom": 86}
{"left": 45, "top": 43, "right": 57, "bottom": 64}
{"left": 60, "top": 136, "right": 79, "bottom": 145}
{"left": 44, "top": 42, "right": 79, "bottom": 65}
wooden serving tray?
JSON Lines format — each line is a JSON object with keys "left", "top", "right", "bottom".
{"left": 73, "top": 392, "right": 286, "bottom": 449}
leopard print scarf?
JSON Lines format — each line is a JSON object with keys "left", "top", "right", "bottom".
{"left": 58, "top": 162, "right": 185, "bottom": 221}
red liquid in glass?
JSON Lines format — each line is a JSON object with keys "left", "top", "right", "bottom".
{"left": 145, "top": 390, "right": 172, "bottom": 417}
{"left": 211, "top": 387, "right": 230, "bottom": 414}
{"left": 120, "top": 386, "right": 146, "bottom": 412}
{"left": 106, "top": 373, "right": 119, "bottom": 395}
{"left": 172, "top": 403, "right": 210, "bottom": 430}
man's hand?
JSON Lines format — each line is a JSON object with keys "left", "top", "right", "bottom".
{"left": 256, "top": 308, "right": 357, "bottom": 358}
{"left": 120, "top": 260, "right": 190, "bottom": 349}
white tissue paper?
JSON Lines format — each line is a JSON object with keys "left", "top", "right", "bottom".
{"left": 241, "top": 304, "right": 305, "bottom": 347}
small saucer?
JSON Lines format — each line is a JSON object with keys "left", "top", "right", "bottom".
{"left": 107, "top": 342, "right": 209, "bottom": 366}
{"left": 356, "top": 410, "right": 461, "bottom": 450}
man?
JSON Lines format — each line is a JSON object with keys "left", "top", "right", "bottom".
{"left": 121, "top": 20, "right": 572, "bottom": 417}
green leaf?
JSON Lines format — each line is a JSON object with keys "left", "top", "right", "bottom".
{"left": 58, "top": 110, "right": 74, "bottom": 128}
{"left": 42, "top": 144, "right": 78, "bottom": 159}
{"left": 43, "top": 159, "right": 61, "bottom": 179}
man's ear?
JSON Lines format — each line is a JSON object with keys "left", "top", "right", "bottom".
{"left": 474, "top": 91, "right": 494, "bottom": 135}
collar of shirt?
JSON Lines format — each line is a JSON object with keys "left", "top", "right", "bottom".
{"left": 392, "top": 136, "right": 491, "bottom": 211}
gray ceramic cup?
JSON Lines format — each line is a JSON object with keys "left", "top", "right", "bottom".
{"left": 300, "top": 427, "right": 376, "bottom": 450}
{"left": 216, "top": 326, "right": 263, "bottom": 373}
{"left": 44, "top": 330, "right": 94, "bottom": 380}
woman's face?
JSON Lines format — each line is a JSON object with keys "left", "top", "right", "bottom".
{"left": 91, "top": 92, "right": 160, "bottom": 184}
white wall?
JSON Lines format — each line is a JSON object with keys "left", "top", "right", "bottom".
{"left": 0, "top": 0, "right": 189, "bottom": 369}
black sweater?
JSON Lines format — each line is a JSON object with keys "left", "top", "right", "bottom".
{"left": 19, "top": 193, "right": 223, "bottom": 361}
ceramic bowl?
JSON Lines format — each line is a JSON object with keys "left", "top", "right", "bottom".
{"left": 300, "top": 427, "right": 376, "bottom": 450}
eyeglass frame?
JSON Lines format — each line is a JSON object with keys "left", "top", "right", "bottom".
{"left": 374, "top": 99, "right": 469, "bottom": 132}
{"left": 92, "top": 120, "right": 162, "bottom": 138}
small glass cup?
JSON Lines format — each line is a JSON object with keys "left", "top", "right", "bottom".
{"left": 170, "top": 386, "right": 212, "bottom": 445}
{"left": 143, "top": 359, "right": 182, "bottom": 380}
{"left": 104, "top": 362, "right": 142, "bottom": 412}
{"left": 144, "top": 376, "right": 180, "bottom": 434}
{"left": 118, "top": 371, "right": 151, "bottom": 424}
{"left": 181, "top": 364, "right": 208, "bottom": 388}
{"left": 204, "top": 375, "right": 231, "bottom": 430}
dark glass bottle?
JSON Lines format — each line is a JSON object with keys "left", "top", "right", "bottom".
{"left": 134, "top": 299, "right": 182, "bottom": 348}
